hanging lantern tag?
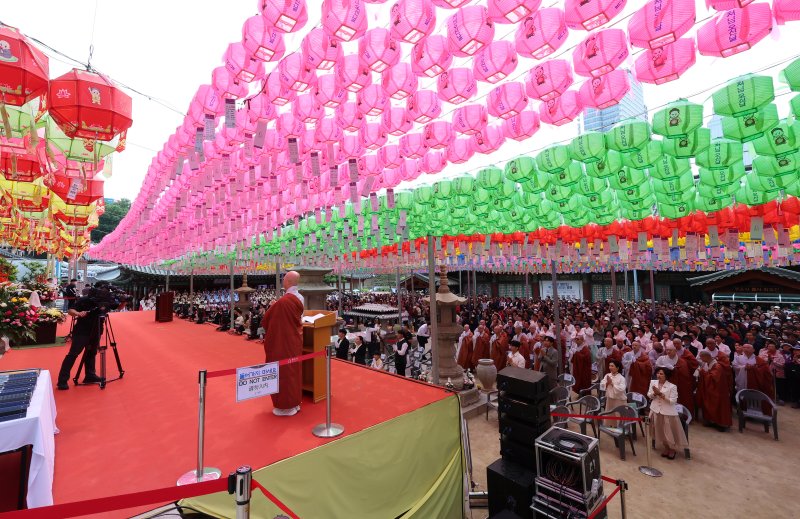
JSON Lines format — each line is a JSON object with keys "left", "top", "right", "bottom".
{"left": 253, "top": 121, "right": 267, "bottom": 149}
{"left": 370, "top": 193, "right": 379, "bottom": 212}
{"left": 248, "top": 166, "right": 256, "bottom": 184}
{"left": 204, "top": 114, "right": 215, "bottom": 141}
{"left": 750, "top": 217, "right": 764, "bottom": 241}
{"left": 348, "top": 159, "right": 359, "bottom": 182}
{"left": 708, "top": 225, "right": 720, "bottom": 247}
{"left": 349, "top": 182, "right": 358, "bottom": 203}
{"left": 329, "top": 167, "right": 338, "bottom": 187}
{"left": 608, "top": 235, "right": 619, "bottom": 253}
{"left": 361, "top": 175, "right": 374, "bottom": 196}
{"left": 311, "top": 152, "right": 321, "bottom": 177}
{"left": 397, "top": 210, "right": 407, "bottom": 233}
{"left": 387, "top": 188, "right": 395, "bottom": 208}
{"left": 447, "top": 240, "right": 455, "bottom": 257}
{"left": 67, "top": 178, "right": 81, "bottom": 201}
{"left": 288, "top": 138, "right": 299, "bottom": 164}
{"left": 371, "top": 214, "right": 379, "bottom": 233}
{"left": 637, "top": 233, "right": 648, "bottom": 251}
{"left": 225, "top": 99, "right": 236, "bottom": 129}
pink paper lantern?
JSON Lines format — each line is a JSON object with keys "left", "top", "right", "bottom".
{"left": 538, "top": 90, "right": 583, "bottom": 126}
{"left": 524, "top": 59, "right": 573, "bottom": 102}
{"left": 336, "top": 102, "right": 365, "bottom": 133}
{"left": 336, "top": 54, "right": 371, "bottom": 93}
{"left": 488, "top": 82, "right": 529, "bottom": 119}
{"left": 412, "top": 35, "right": 453, "bottom": 77}
{"left": 400, "top": 132, "right": 429, "bottom": 159}
{"left": 705, "top": 0, "right": 754, "bottom": 10}
{"left": 323, "top": 0, "right": 367, "bottom": 42}
{"left": 277, "top": 112, "right": 305, "bottom": 140}
{"left": 382, "top": 106, "right": 413, "bottom": 135}
{"left": 452, "top": 104, "right": 488, "bottom": 135}
{"left": 357, "top": 153, "right": 384, "bottom": 176}
{"left": 212, "top": 66, "right": 248, "bottom": 99}
{"left": 338, "top": 133, "right": 365, "bottom": 160}
{"left": 259, "top": 0, "right": 308, "bottom": 33}
{"left": 515, "top": 8, "right": 570, "bottom": 60}
{"left": 380, "top": 144, "right": 404, "bottom": 168}
{"left": 359, "top": 28, "right": 401, "bottom": 73}
{"left": 314, "top": 73, "right": 348, "bottom": 108}
{"left": 316, "top": 117, "right": 343, "bottom": 144}
{"left": 472, "top": 124, "right": 506, "bottom": 154}
{"left": 447, "top": 5, "right": 495, "bottom": 57}
{"left": 424, "top": 121, "right": 454, "bottom": 149}
{"left": 301, "top": 27, "right": 342, "bottom": 70}
{"left": 242, "top": 15, "right": 286, "bottom": 62}
{"left": 382, "top": 63, "right": 418, "bottom": 100}
{"left": 432, "top": 0, "right": 470, "bottom": 8}
{"left": 279, "top": 53, "right": 316, "bottom": 92}
{"left": 264, "top": 71, "right": 296, "bottom": 106}
{"left": 437, "top": 67, "right": 477, "bottom": 104}
{"left": 628, "top": 0, "right": 696, "bottom": 49}
{"left": 503, "top": 110, "right": 540, "bottom": 141}
{"left": 301, "top": 128, "right": 318, "bottom": 152}
{"left": 398, "top": 158, "right": 421, "bottom": 181}
{"left": 192, "top": 84, "right": 224, "bottom": 117}
{"left": 292, "top": 93, "right": 324, "bottom": 123}
{"left": 391, "top": 0, "right": 436, "bottom": 43}
{"left": 696, "top": 3, "right": 773, "bottom": 58}
{"left": 473, "top": 41, "right": 518, "bottom": 84}
{"left": 421, "top": 150, "right": 447, "bottom": 173}
{"left": 407, "top": 90, "right": 442, "bottom": 123}
{"left": 578, "top": 69, "right": 630, "bottom": 109}
{"left": 225, "top": 42, "right": 265, "bottom": 83}
{"left": 360, "top": 123, "right": 388, "bottom": 150}
{"left": 246, "top": 93, "right": 277, "bottom": 123}
{"left": 774, "top": 0, "right": 800, "bottom": 25}
{"left": 572, "top": 28, "right": 629, "bottom": 78}
{"left": 565, "top": 0, "right": 627, "bottom": 31}
{"left": 447, "top": 137, "right": 476, "bottom": 163}
{"left": 488, "top": 0, "right": 543, "bottom": 24}
{"left": 357, "top": 84, "right": 389, "bottom": 116}
{"left": 634, "top": 38, "right": 696, "bottom": 85}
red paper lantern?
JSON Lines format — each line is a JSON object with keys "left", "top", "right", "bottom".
{"left": 49, "top": 174, "right": 104, "bottom": 206}
{"left": 48, "top": 69, "right": 132, "bottom": 141}
{"left": 0, "top": 25, "right": 49, "bottom": 106}
{"left": 0, "top": 147, "right": 41, "bottom": 182}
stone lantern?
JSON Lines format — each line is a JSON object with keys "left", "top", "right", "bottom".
{"left": 426, "top": 266, "right": 465, "bottom": 389}
{"left": 234, "top": 271, "right": 256, "bottom": 318}
{"left": 292, "top": 265, "right": 335, "bottom": 310}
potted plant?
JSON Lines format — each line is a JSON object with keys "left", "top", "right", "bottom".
{"left": 0, "top": 282, "right": 39, "bottom": 354}
{"left": 30, "top": 307, "right": 66, "bottom": 345}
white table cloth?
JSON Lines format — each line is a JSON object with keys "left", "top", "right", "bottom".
{"left": 0, "top": 370, "right": 58, "bottom": 508}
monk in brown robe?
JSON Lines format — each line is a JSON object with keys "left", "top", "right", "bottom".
{"left": 262, "top": 271, "right": 304, "bottom": 416}
{"left": 490, "top": 325, "right": 509, "bottom": 372}
{"left": 696, "top": 350, "right": 733, "bottom": 428}
{"left": 456, "top": 324, "right": 474, "bottom": 371}
{"left": 747, "top": 351, "right": 776, "bottom": 415}
{"left": 519, "top": 333, "right": 532, "bottom": 369}
{"left": 471, "top": 324, "right": 491, "bottom": 367}
{"left": 628, "top": 350, "right": 653, "bottom": 396}
{"left": 570, "top": 335, "right": 593, "bottom": 394}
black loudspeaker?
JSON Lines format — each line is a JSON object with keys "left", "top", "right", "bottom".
{"left": 500, "top": 436, "right": 537, "bottom": 471}
{"left": 487, "top": 458, "right": 536, "bottom": 519}
{"left": 490, "top": 510, "right": 525, "bottom": 519}
{"left": 497, "top": 395, "right": 550, "bottom": 425}
{"left": 497, "top": 366, "right": 548, "bottom": 400}
{"left": 500, "top": 414, "right": 549, "bottom": 445}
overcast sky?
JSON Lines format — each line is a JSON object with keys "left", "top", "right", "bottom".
{"left": 2, "top": 1, "right": 798, "bottom": 202}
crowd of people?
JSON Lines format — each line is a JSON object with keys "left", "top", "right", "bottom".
{"left": 172, "top": 287, "right": 280, "bottom": 339}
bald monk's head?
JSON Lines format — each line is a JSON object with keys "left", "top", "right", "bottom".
{"left": 283, "top": 270, "right": 300, "bottom": 291}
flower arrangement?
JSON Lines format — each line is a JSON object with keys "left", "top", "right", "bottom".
{"left": 0, "top": 282, "right": 39, "bottom": 343}
{"left": 37, "top": 307, "right": 66, "bottom": 324}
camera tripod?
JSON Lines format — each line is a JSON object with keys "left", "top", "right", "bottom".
{"left": 74, "top": 312, "right": 125, "bottom": 389}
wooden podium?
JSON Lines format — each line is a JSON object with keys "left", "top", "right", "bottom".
{"left": 155, "top": 292, "right": 174, "bottom": 322}
{"left": 302, "top": 310, "right": 337, "bottom": 403}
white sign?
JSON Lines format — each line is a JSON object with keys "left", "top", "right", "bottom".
{"left": 539, "top": 280, "right": 583, "bottom": 300}
{"left": 235, "top": 362, "right": 279, "bottom": 402}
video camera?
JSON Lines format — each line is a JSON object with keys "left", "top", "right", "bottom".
{"left": 86, "top": 281, "right": 130, "bottom": 314}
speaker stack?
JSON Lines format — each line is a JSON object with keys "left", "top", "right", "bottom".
{"left": 487, "top": 366, "right": 552, "bottom": 519}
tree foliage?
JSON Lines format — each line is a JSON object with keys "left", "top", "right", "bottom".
{"left": 91, "top": 199, "right": 131, "bottom": 243}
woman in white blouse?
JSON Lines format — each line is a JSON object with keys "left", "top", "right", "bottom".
{"left": 600, "top": 359, "right": 627, "bottom": 427}
{"left": 647, "top": 367, "right": 688, "bottom": 460}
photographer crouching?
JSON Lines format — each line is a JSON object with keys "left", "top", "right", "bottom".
{"left": 57, "top": 281, "right": 127, "bottom": 390}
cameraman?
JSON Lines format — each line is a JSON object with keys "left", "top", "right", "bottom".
{"left": 56, "top": 282, "right": 115, "bottom": 390}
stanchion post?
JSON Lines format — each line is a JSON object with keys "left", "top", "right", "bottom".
{"left": 228, "top": 465, "right": 252, "bottom": 519}
{"left": 178, "top": 370, "right": 222, "bottom": 485}
{"left": 618, "top": 479, "right": 628, "bottom": 519}
{"left": 638, "top": 416, "right": 663, "bottom": 478}
{"left": 312, "top": 344, "right": 345, "bottom": 438}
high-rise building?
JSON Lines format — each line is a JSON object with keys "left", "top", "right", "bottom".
{"left": 581, "top": 70, "right": 647, "bottom": 133}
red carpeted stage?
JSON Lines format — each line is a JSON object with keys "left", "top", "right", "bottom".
{"left": 0, "top": 311, "right": 455, "bottom": 517}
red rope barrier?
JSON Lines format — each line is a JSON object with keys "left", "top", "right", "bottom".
{"left": 251, "top": 479, "right": 301, "bottom": 519}
{"left": 551, "top": 412, "right": 643, "bottom": 422}
{"left": 207, "top": 349, "right": 326, "bottom": 378}
{"left": 0, "top": 478, "right": 228, "bottom": 519}
{"left": 587, "top": 484, "right": 621, "bottom": 519}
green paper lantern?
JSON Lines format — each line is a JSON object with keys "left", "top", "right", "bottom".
{"left": 504, "top": 156, "right": 537, "bottom": 182}
{"left": 695, "top": 138, "right": 743, "bottom": 169}
{"left": 608, "top": 167, "right": 648, "bottom": 190}
{"left": 697, "top": 181, "right": 740, "bottom": 198}
{"left": 491, "top": 197, "right": 515, "bottom": 211}
{"left": 737, "top": 184, "right": 779, "bottom": 205}
{"left": 531, "top": 199, "right": 557, "bottom": 218}
{"left": 606, "top": 118, "right": 651, "bottom": 153}
{"left": 781, "top": 58, "right": 800, "bottom": 92}
{"left": 752, "top": 119, "right": 800, "bottom": 157}
{"left": 432, "top": 179, "right": 455, "bottom": 200}
{"left": 698, "top": 162, "right": 746, "bottom": 187}
{"left": 544, "top": 183, "right": 575, "bottom": 203}
{"left": 515, "top": 191, "right": 543, "bottom": 208}
{"left": 621, "top": 206, "right": 652, "bottom": 221}
{"left": 452, "top": 174, "right": 476, "bottom": 195}
{"left": 549, "top": 161, "right": 582, "bottom": 187}
{"left": 554, "top": 195, "right": 587, "bottom": 215}
{"left": 569, "top": 132, "right": 607, "bottom": 163}
{"left": 584, "top": 150, "right": 623, "bottom": 178}
{"left": 413, "top": 185, "right": 434, "bottom": 205}
{"left": 564, "top": 211, "right": 591, "bottom": 227}
{"left": 661, "top": 128, "right": 711, "bottom": 158}
{"left": 394, "top": 190, "right": 414, "bottom": 210}
{"left": 747, "top": 172, "right": 784, "bottom": 191}
{"left": 576, "top": 175, "right": 608, "bottom": 196}
{"left": 655, "top": 189, "right": 694, "bottom": 205}
{"left": 450, "top": 194, "right": 472, "bottom": 208}
{"left": 473, "top": 187, "right": 492, "bottom": 205}
{"left": 477, "top": 167, "right": 504, "bottom": 190}
{"left": 782, "top": 180, "right": 800, "bottom": 198}
{"left": 752, "top": 152, "right": 799, "bottom": 179}
{"left": 652, "top": 99, "right": 704, "bottom": 138}
{"left": 497, "top": 179, "right": 517, "bottom": 199}
{"left": 712, "top": 74, "right": 775, "bottom": 117}
{"left": 619, "top": 194, "right": 655, "bottom": 211}
{"left": 536, "top": 145, "right": 572, "bottom": 173}
{"left": 471, "top": 202, "right": 490, "bottom": 215}
{"left": 593, "top": 211, "right": 618, "bottom": 226}
{"left": 658, "top": 201, "right": 693, "bottom": 219}
{"left": 695, "top": 194, "right": 733, "bottom": 212}
{"left": 652, "top": 171, "right": 694, "bottom": 195}
{"left": 520, "top": 172, "right": 550, "bottom": 193}
{"left": 720, "top": 104, "right": 780, "bottom": 143}
{"left": 616, "top": 182, "right": 653, "bottom": 202}
{"left": 792, "top": 94, "right": 800, "bottom": 120}
{"left": 585, "top": 190, "right": 615, "bottom": 209}
{"left": 621, "top": 140, "right": 662, "bottom": 170}
{"left": 651, "top": 154, "right": 692, "bottom": 180}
